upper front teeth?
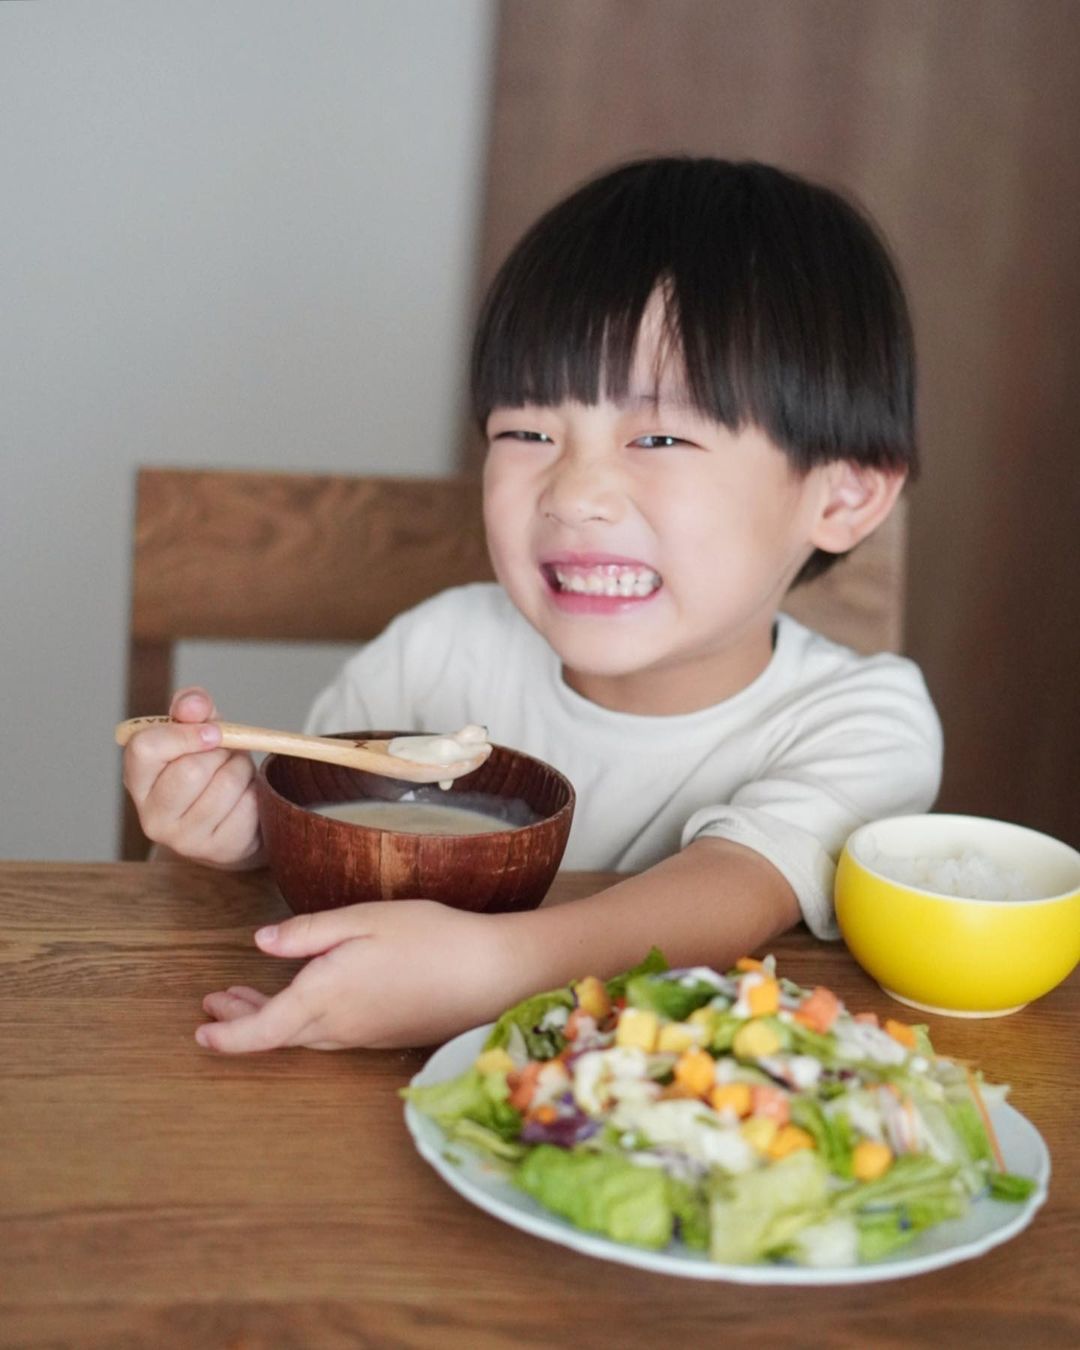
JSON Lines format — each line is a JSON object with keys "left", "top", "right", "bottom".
{"left": 552, "top": 565, "right": 661, "bottom": 597}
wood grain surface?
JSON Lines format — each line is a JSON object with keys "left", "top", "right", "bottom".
{"left": 1, "top": 863, "right": 1077, "bottom": 1349}
{"left": 129, "top": 468, "right": 492, "bottom": 647}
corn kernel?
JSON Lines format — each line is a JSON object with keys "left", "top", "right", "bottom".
{"left": 732, "top": 1019, "right": 782, "bottom": 1060}
{"left": 747, "top": 977, "right": 780, "bottom": 1017}
{"left": 688, "top": 1007, "right": 715, "bottom": 1029}
{"left": 708, "top": 1081, "right": 752, "bottom": 1117}
{"left": 673, "top": 1047, "right": 716, "bottom": 1096}
{"left": 735, "top": 957, "right": 766, "bottom": 973}
{"left": 852, "top": 1139, "right": 894, "bottom": 1181}
{"left": 657, "top": 1021, "right": 703, "bottom": 1054}
{"left": 766, "top": 1124, "right": 815, "bottom": 1160}
{"left": 474, "top": 1048, "right": 515, "bottom": 1076}
{"left": 741, "top": 1116, "right": 779, "bottom": 1153}
{"left": 574, "top": 975, "right": 612, "bottom": 1021}
{"left": 614, "top": 1008, "right": 660, "bottom": 1052}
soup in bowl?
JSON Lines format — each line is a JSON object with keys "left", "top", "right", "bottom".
{"left": 256, "top": 731, "right": 575, "bottom": 915}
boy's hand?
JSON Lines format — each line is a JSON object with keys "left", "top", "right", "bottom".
{"left": 197, "top": 900, "right": 507, "bottom": 1051}
{"left": 122, "top": 686, "right": 263, "bottom": 869}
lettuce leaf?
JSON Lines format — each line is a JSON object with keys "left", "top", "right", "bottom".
{"left": 402, "top": 1068, "right": 522, "bottom": 1142}
{"left": 790, "top": 1098, "right": 856, "bottom": 1179}
{"left": 709, "top": 1150, "right": 830, "bottom": 1263}
{"left": 624, "top": 972, "right": 716, "bottom": 1021}
{"left": 605, "top": 947, "right": 669, "bottom": 1001}
{"left": 988, "top": 1171, "right": 1038, "bottom": 1202}
{"left": 515, "top": 1145, "right": 676, "bottom": 1249}
{"left": 833, "top": 1154, "right": 965, "bottom": 1228}
{"left": 483, "top": 949, "right": 668, "bottom": 1060}
{"left": 946, "top": 1096, "right": 995, "bottom": 1167}
{"left": 483, "top": 988, "right": 574, "bottom": 1059}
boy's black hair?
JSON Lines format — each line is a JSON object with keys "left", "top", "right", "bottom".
{"left": 471, "top": 157, "right": 915, "bottom": 584}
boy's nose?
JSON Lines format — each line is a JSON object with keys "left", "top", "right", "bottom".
{"left": 539, "top": 451, "right": 624, "bottom": 527}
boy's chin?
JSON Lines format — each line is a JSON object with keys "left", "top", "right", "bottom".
{"left": 550, "top": 638, "right": 662, "bottom": 683}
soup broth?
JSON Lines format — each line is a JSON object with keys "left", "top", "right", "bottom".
{"left": 314, "top": 798, "right": 519, "bottom": 836}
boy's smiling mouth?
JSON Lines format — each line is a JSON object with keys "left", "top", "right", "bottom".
{"left": 540, "top": 558, "right": 663, "bottom": 603}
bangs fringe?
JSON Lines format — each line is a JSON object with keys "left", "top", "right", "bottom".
{"left": 471, "top": 158, "right": 915, "bottom": 479}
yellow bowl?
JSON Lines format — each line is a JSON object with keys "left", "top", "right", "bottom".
{"left": 836, "top": 814, "right": 1080, "bottom": 1017}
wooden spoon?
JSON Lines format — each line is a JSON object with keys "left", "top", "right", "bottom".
{"left": 114, "top": 716, "right": 492, "bottom": 784}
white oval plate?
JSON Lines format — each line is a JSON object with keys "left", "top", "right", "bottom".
{"left": 404, "top": 1024, "right": 1051, "bottom": 1284}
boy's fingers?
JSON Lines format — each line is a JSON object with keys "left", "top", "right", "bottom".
{"left": 169, "top": 686, "right": 219, "bottom": 722}
{"left": 201, "top": 986, "right": 268, "bottom": 1021}
{"left": 196, "top": 985, "right": 315, "bottom": 1054}
{"left": 123, "top": 723, "right": 224, "bottom": 801}
{"left": 255, "top": 907, "right": 373, "bottom": 958}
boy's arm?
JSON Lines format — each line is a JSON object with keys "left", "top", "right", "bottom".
{"left": 507, "top": 837, "right": 802, "bottom": 990}
{"left": 194, "top": 838, "right": 801, "bottom": 1053}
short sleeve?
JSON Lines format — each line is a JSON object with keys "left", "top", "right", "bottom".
{"left": 680, "top": 655, "right": 943, "bottom": 939}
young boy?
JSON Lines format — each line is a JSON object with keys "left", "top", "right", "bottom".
{"left": 123, "top": 158, "right": 942, "bottom": 1053}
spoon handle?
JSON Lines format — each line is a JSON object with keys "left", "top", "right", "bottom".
{"left": 113, "top": 717, "right": 482, "bottom": 782}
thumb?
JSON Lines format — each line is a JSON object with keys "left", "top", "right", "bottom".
{"left": 170, "top": 686, "right": 219, "bottom": 722}
{"left": 255, "top": 906, "right": 372, "bottom": 958}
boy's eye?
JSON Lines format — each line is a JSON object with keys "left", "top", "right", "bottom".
{"left": 492, "top": 430, "right": 554, "bottom": 444}
{"left": 632, "top": 434, "right": 689, "bottom": 449}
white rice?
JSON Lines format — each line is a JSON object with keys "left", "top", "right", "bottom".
{"left": 860, "top": 843, "right": 1035, "bottom": 901}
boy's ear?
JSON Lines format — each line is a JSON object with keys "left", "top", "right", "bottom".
{"left": 809, "top": 463, "right": 907, "bottom": 556}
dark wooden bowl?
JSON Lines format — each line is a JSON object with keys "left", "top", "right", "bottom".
{"left": 255, "top": 731, "right": 575, "bottom": 915}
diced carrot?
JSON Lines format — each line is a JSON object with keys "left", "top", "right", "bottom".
{"left": 750, "top": 1084, "right": 791, "bottom": 1125}
{"left": 747, "top": 977, "right": 780, "bottom": 1017}
{"left": 507, "top": 1060, "right": 543, "bottom": 1112}
{"left": 709, "top": 1081, "right": 753, "bottom": 1117}
{"left": 884, "top": 1018, "right": 917, "bottom": 1050}
{"left": 735, "top": 957, "right": 766, "bottom": 973}
{"left": 673, "top": 1048, "right": 716, "bottom": 1097}
{"left": 796, "top": 986, "right": 841, "bottom": 1033}
{"left": 531, "top": 1104, "right": 558, "bottom": 1125}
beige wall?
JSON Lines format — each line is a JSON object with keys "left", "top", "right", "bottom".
{"left": 474, "top": 0, "right": 1080, "bottom": 845}
{"left": 0, "top": 0, "right": 495, "bottom": 859}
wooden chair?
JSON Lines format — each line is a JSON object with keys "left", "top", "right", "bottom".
{"left": 121, "top": 467, "right": 494, "bottom": 858}
{"left": 121, "top": 465, "right": 906, "bottom": 858}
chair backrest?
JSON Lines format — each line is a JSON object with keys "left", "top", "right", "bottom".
{"left": 121, "top": 465, "right": 906, "bottom": 857}
{"left": 122, "top": 466, "right": 494, "bottom": 857}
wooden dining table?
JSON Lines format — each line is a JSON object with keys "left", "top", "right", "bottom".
{"left": 2, "top": 861, "right": 1077, "bottom": 1348}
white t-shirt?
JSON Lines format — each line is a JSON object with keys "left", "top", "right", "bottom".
{"left": 305, "top": 583, "right": 942, "bottom": 939}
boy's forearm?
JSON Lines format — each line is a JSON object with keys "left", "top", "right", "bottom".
{"left": 493, "top": 837, "right": 803, "bottom": 996}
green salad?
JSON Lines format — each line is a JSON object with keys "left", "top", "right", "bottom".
{"left": 403, "top": 953, "right": 1038, "bottom": 1267}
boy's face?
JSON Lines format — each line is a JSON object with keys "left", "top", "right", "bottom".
{"left": 481, "top": 328, "right": 838, "bottom": 716}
